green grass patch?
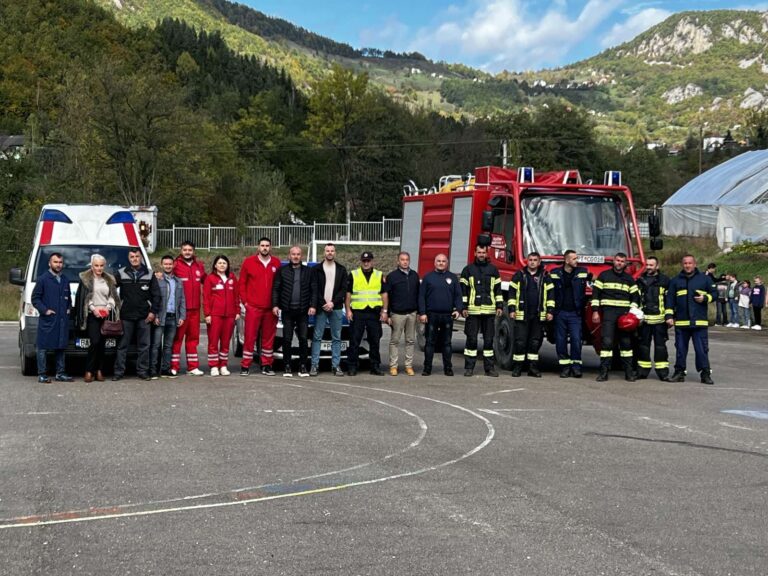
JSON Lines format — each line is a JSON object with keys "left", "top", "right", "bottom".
{"left": 0, "top": 283, "right": 21, "bottom": 322}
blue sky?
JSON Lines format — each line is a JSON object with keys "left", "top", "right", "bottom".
{"left": 241, "top": 0, "right": 768, "bottom": 72}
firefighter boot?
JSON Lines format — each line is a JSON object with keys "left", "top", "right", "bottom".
{"left": 656, "top": 369, "right": 671, "bottom": 382}
{"left": 636, "top": 368, "right": 650, "bottom": 380}
{"left": 527, "top": 362, "right": 542, "bottom": 378}
{"left": 622, "top": 359, "right": 636, "bottom": 382}
{"left": 700, "top": 369, "right": 714, "bottom": 385}
{"left": 596, "top": 361, "right": 610, "bottom": 382}
{"left": 510, "top": 363, "right": 523, "bottom": 378}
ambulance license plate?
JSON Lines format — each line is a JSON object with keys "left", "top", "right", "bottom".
{"left": 75, "top": 338, "right": 90, "bottom": 349}
{"left": 320, "top": 342, "right": 348, "bottom": 352}
{"left": 105, "top": 338, "right": 117, "bottom": 348}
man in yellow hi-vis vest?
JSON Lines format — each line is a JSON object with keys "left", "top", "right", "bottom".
{"left": 345, "top": 251, "right": 385, "bottom": 376}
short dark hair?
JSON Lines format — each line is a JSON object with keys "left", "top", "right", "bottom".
{"left": 258, "top": 237, "right": 272, "bottom": 245}
{"left": 707, "top": 262, "right": 717, "bottom": 270}
{"left": 325, "top": 242, "right": 335, "bottom": 248}
{"left": 211, "top": 254, "right": 231, "bottom": 276}
{"left": 49, "top": 252, "right": 63, "bottom": 261}
{"left": 614, "top": 252, "right": 627, "bottom": 259}
{"left": 161, "top": 254, "right": 175, "bottom": 263}
{"left": 128, "top": 247, "right": 141, "bottom": 255}
{"left": 563, "top": 249, "right": 576, "bottom": 258}
{"left": 527, "top": 251, "right": 541, "bottom": 259}
{"left": 647, "top": 255, "right": 659, "bottom": 264}
{"left": 181, "top": 240, "right": 195, "bottom": 249}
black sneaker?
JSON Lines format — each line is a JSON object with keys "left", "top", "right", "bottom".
{"left": 421, "top": 369, "right": 431, "bottom": 376}
{"left": 283, "top": 370, "right": 293, "bottom": 378}
{"left": 261, "top": 365, "right": 276, "bottom": 376}
{"left": 485, "top": 369, "right": 499, "bottom": 377}
{"left": 370, "top": 367, "right": 384, "bottom": 376}
{"left": 669, "top": 370, "right": 686, "bottom": 382}
{"left": 161, "top": 371, "right": 177, "bottom": 379}
{"left": 309, "top": 365, "right": 319, "bottom": 377}
{"left": 54, "top": 374, "right": 74, "bottom": 382}
{"left": 298, "top": 367, "right": 310, "bottom": 378}
{"left": 444, "top": 368, "right": 454, "bottom": 376}
{"left": 240, "top": 368, "right": 250, "bottom": 377}
{"left": 138, "top": 374, "right": 151, "bottom": 381}
{"left": 37, "top": 375, "right": 51, "bottom": 383}
{"left": 112, "top": 374, "right": 124, "bottom": 381}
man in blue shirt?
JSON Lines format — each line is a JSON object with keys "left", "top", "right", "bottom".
{"left": 418, "top": 253, "right": 463, "bottom": 376}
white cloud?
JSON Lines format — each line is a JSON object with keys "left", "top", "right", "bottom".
{"left": 359, "top": 16, "right": 410, "bottom": 49}
{"left": 406, "top": 0, "right": 628, "bottom": 72}
{"left": 600, "top": 8, "right": 671, "bottom": 49}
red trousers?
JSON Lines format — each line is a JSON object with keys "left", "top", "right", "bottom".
{"left": 206, "top": 315, "right": 235, "bottom": 368}
{"left": 241, "top": 305, "right": 277, "bottom": 368}
{"left": 171, "top": 310, "right": 200, "bottom": 371}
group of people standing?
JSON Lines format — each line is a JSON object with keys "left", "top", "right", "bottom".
{"left": 31, "top": 241, "right": 724, "bottom": 386}
{"left": 710, "top": 265, "right": 766, "bottom": 330}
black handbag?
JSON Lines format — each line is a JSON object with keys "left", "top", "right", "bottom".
{"left": 100, "top": 309, "right": 123, "bottom": 337}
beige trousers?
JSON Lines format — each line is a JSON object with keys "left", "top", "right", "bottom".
{"left": 389, "top": 312, "right": 417, "bottom": 368}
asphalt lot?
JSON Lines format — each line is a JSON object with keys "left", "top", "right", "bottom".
{"left": 1, "top": 323, "right": 767, "bottom": 576}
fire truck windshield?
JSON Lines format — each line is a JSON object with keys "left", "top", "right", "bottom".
{"left": 521, "top": 195, "right": 630, "bottom": 257}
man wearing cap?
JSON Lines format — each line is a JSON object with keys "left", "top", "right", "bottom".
{"left": 381, "top": 251, "right": 420, "bottom": 376}
{"left": 345, "top": 251, "right": 385, "bottom": 376}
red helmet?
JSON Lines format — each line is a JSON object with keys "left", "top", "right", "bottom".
{"left": 618, "top": 313, "right": 640, "bottom": 332}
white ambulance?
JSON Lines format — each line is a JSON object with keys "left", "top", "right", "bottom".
{"left": 9, "top": 205, "right": 151, "bottom": 375}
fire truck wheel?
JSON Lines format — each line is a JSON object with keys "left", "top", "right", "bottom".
{"left": 493, "top": 314, "right": 515, "bottom": 370}
{"left": 20, "top": 340, "right": 36, "bottom": 376}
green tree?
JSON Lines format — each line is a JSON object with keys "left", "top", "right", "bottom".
{"left": 304, "top": 64, "right": 376, "bottom": 220}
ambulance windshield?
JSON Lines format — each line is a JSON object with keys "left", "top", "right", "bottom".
{"left": 33, "top": 245, "right": 143, "bottom": 281}
{"left": 521, "top": 195, "right": 630, "bottom": 257}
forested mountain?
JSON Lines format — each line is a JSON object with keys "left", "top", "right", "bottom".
{"left": 0, "top": 0, "right": 761, "bottom": 259}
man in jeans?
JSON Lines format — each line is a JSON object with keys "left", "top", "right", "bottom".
{"left": 308, "top": 243, "right": 348, "bottom": 377}
{"left": 114, "top": 248, "right": 162, "bottom": 381}
{"left": 152, "top": 255, "right": 186, "bottom": 379}
{"left": 272, "top": 246, "right": 312, "bottom": 377}
{"left": 382, "top": 252, "right": 420, "bottom": 376}
{"left": 418, "top": 253, "right": 462, "bottom": 376}
{"left": 726, "top": 273, "right": 739, "bottom": 327}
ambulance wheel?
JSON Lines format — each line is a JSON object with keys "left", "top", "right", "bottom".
{"left": 494, "top": 314, "right": 515, "bottom": 370}
{"left": 20, "top": 341, "right": 36, "bottom": 376}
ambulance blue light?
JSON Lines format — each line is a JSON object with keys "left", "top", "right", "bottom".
{"left": 107, "top": 211, "right": 136, "bottom": 224}
{"left": 41, "top": 209, "right": 73, "bottom": 223}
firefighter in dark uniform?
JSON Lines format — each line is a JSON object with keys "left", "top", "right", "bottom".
{"left": 591, "top": 252, "right": 640, "bottom": 382}
{"left": 508, "top": 252, "right": 554, "bottom": 378}
{"left": 550, "top": 249, "right": 589, "bottom": 378}
{"left": 666, "top": 254, "right": 716, "bottom": 385}
{"left": 460, "top": 244, "right": 503, "bottom": 377}
{"left": 636, "top": 255, "right": 671, "bottom": 381}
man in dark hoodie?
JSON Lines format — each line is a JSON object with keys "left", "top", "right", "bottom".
{"left": 113, "top": 248, "right": 162, "bottom": 381}
{"left": 666, "top": 254, "right": 716, "bottom": 385}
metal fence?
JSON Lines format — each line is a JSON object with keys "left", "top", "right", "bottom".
{"left": 156, "top": 218, "right": 403, "bottom": 250}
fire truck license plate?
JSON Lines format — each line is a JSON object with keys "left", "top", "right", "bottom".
{"left": 580, "top": 255, "right": 605, "bottom": 264}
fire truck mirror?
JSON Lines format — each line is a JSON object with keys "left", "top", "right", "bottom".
{"left": 481, "top": 210, "right": 494, "bottom": 232}
{"left": 648, "top": 213, "right": 661, "bottom": 237}
{"left": 650, "top": 237, "right": 664, "bottom": 251}
{"left": 477, "top": 233, "right": 492, "bottom": 248}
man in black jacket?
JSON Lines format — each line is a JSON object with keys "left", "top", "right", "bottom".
{"left": 382, "top": 251, "right": 420, "bottom": 376}
{"left": 418, "top": 253, "right": 462, "bottom": 376}
{"left": 114, "top": 248, "right": 162, "bottom": 381}
{"left": 549, "top": 250, "right": 589, "bottom": 378}
{"left": 308, "top": 243, "right": 348, "bottom": 377}
{"left": 273, "top": 246, "right": 312, "bottom": 378}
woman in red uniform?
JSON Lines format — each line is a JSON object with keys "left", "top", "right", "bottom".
{"left": 203, "top": 255, "right": 240, "bottom": 376}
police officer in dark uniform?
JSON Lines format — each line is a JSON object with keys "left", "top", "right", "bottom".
{"left": 507, "top": 252, "right": 554, "bottom": 378}
{"left": 550, "top": 249, "right": 589, "bottom": 378}
{"left": 636, "top": 255, "right": 671, "bottom": 381}
{"left": 591, "top": 252, "right": 640, "bottom": 382}
{"left": 666, "top": 254, "right": 716, "bottom": 385}
{"left": 460, "top": 244, "right": 503, "bottom": 377}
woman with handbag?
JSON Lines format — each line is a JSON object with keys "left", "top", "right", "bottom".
{"left": 75, "top": 254, "right": 121, "bottom": 382}
{"left": 203, "top": 255, "right": 240, "bottom": 376}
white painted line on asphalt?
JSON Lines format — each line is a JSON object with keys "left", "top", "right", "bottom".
{"left": 719, "top": 422, "right": 754, "bottom": 431}
{"left": 482, "top": 388, "right": 526, "bottom": 396}
{"left": 478, "top": 408, "right": 520, "bottom": 421}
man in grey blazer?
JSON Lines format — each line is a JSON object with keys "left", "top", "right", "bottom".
{"left": 152, "top": 255, "right": 187, "bottom": 379}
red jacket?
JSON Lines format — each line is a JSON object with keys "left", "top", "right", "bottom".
{"left": 239, "top": 255, "right": 281, "bottom": 309}
{"left": 173, "top": 256, "right": 206, "bottom": 311}
{"left": 203, "top": 272, "right": 240, "bottom": 317}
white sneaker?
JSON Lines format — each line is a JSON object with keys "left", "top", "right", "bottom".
{"left": 740, "top": 325, "right": 750, "bottom": 329}
{"left": 210, "top": 367, "right": 220, "bottom": 377}
{"left": 189, "top": 368, "right": 205, "bottom": 376}
{"left": 752, "top": 325, "right": 762, "bottom": 330}
{"left": 219, "top": 366, "right": 230, "bottom": 376}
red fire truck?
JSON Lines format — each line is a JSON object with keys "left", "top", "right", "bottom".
{"left": 401, "top": 166, "right": 662, "bottom": 369}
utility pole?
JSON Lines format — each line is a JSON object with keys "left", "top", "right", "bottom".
{"left": 501, "top": 139, "right": 509, "bottom": 168}
{"left": 698, "top": 123, "right": 703, "bottom": 175}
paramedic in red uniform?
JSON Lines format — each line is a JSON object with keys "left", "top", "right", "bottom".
{"left": 203, "top": 255, "right": 240, "bottom": 376}
{"left": 171, "top": 240, "right": 206, "bottom": 376}
{"left": 239, "top": 237, "right": 282, "bottom": 376}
